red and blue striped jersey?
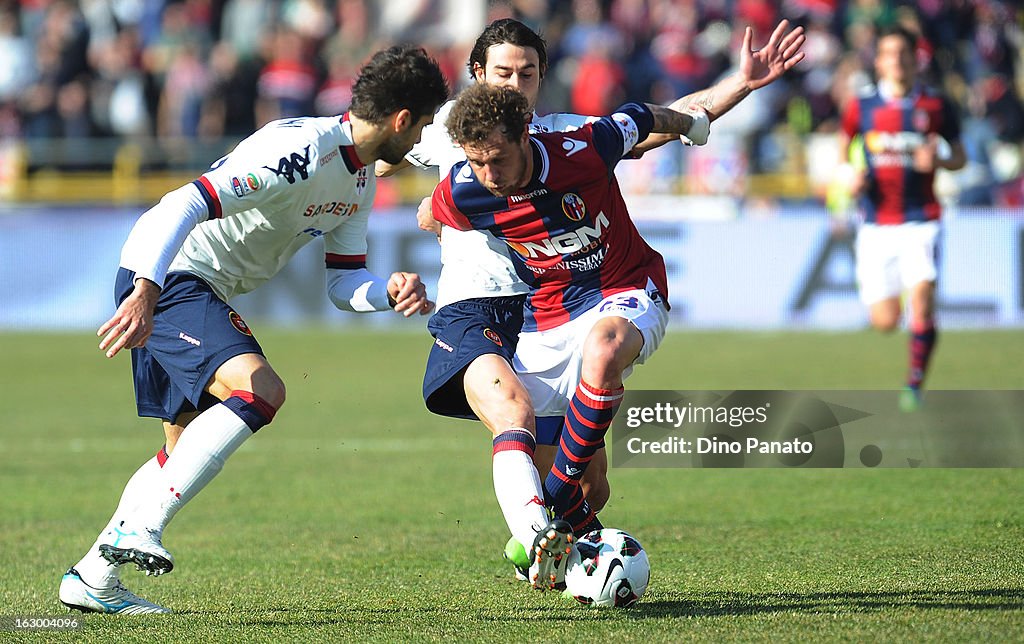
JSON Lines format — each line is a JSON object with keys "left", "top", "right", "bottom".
{"left": 841, "top": 84, "right": 961, "bottom": 224}
{"left": 432, "top": 103, "right": 669, "bottom": 332}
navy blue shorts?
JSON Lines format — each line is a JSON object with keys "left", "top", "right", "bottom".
{"left": 115, "top": 268, "right": 264, "bottom": 421}
{"left": 423, "top": 296, "right": 526, "bottom": 420}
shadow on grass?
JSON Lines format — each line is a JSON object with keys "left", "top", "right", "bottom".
{"left": 86, "top": 589, "right": 1023, "bottom": 628}
{"left": 634, "top": 588, "right": 1024, "bottom": 618}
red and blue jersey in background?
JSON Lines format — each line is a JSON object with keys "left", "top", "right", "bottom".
{"left": 841, "top": 84, "right": 961, "bottom": 224}
{"left": 432, "top": 103, "right": 668, "bottom": 333}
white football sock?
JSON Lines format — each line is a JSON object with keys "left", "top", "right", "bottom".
{"left": 131, "top": 403, "right": 253, "bottom": 533}
{"left": 75, "top": 454, "right": 163, "bottom": 587}
{"left": 492, "top": 428, "right": 550, "bottom": 554}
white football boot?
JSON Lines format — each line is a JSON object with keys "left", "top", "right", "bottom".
{"left": 529, "top": 519, "right": 575, "bottom": 591}
{"left": 59, "top": 568, "right": 170, "bottom": 614}
{"left": 98, "top": 523, "right": 174, "bottom": 576}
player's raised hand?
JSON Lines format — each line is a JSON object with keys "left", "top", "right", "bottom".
{"left": 740, "top": 20, "right": 806, "bottom": 91}
{"left": 97, "top": 278, "right": 160, "bottom": 358}
{"left": 387, "top": 271, "right": 434, "bottom": 317}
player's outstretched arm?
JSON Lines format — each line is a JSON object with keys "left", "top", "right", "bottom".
{"left": 645, "top": 104, "right": 708, "bottom": 143}
{"left": 327, "top": 267, "right": 431, "bottom": 316}
{"left": 634, "top": 19, "right": 805, "bottom": 153}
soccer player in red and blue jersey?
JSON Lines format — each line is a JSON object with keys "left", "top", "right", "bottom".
{"left": 839, "top": 26, "right": 965, "bottom": 411}
{"left": 431, "top": 83, "right": 707, "bottom": 584}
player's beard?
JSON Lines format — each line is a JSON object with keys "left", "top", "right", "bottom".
{"left": 377, "top": 137, "right": 412, "bottom": 165}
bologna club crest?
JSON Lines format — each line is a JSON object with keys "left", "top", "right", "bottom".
{"left": 229, "top": 311, "right": 253, "bottom": 336}
{"left": 562, "top": 193, "right": 587, "bottom": 221}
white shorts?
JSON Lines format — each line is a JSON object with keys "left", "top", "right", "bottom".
{"left": 855, "top": 221, "right": 940, "bottom": 306}
{"left": 513, "top": 281, "right": 669, "bottom": 417}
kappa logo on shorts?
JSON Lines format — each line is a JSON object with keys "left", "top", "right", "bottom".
{"left": 483, "top": 328, "right": 503, "bottom": 346}
{"left": 435, "top": 337, "right": 455, "bottom": 353}
{"left": 229, "top": 311, "right": 253, "bottom": 336}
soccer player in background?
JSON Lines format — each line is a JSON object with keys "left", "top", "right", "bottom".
{"left": 839, "top": 26, "right": 965, "bottom": 411}
{"left": 431, "top": 83, "right": 716, "bottom": 588}
{"left": 378, "top": 18, "right": 805, "bottom": 585}
{"left": 58, "top": 46, "right": 448, "bottom": 614}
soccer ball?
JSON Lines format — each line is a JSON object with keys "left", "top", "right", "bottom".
{"left": 564, "top": 528, "right": 650, "bottom": 608}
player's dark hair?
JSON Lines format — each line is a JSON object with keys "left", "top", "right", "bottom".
{"left": 350, "top": 45, "right": 449, "bottom": 124}
{"left": 467, "top": 18, "right": 547, "bottom": 80}
{"left": 446, "top": 83, "right": 530, "bottom": 146}
{"left": 877, "top": 25, "right": 917, "bottom": 53}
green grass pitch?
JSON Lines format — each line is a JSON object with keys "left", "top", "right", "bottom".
{"left": 1, "top": 328, "right": 1022, "bottom": 641}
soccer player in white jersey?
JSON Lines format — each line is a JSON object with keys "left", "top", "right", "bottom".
{"left": 58, "top": 46, "right": 448, "bottom": 615}
{"left": 378, "top": 18, "right": 805, "bottom": 584}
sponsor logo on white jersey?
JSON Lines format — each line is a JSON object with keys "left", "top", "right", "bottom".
{"left": 304, "top": 201, "right": 359, "bottom": 218}
{"left": 319, "top": 148, "right": 338, "bottom": 167}
{"left": 264, "top": 145, "right": 312, "bottom": 184}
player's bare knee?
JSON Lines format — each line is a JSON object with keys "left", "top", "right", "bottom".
{"left": 871, "top": 314, "right": 900, "bottom": 333}
{"left": 582, "top": 326, "right": 638, "bottom": 385}
{"left": 256, "top": 375, "right": 286, "bottom": 411}
{"left": 478, "top": 395, "right": 535, "bottom": 436}
{"left": 869, "top": 304, "right": 900, "bottom": 333}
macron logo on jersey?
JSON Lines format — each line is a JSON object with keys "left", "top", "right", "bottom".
{"left": 454, "top": 165, "right": 474, "bottom": 184}
{"left": 562, "top": 138, "right": 588, "bottom": 157}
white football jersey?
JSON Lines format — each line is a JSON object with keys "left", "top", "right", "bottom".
{"left": 406, "top": 99, "right": 598, "bottom": 309}
{"left": 166, "top": 115, "right": 376, "bottom": 301}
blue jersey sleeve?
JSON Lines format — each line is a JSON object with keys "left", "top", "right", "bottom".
{"left": 588, "top": 103, "right": 655, "bottom": 171}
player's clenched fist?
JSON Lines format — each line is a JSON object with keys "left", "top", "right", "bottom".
{"left": 97, "top": 279, "right": 160, "bottom": 358}
{"left": 387, "top": 271, "right": 434, "bottom": 317}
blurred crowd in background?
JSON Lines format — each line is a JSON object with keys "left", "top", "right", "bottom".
{"left": 1, "top": 0, "right": 1023, "bottom": 205}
